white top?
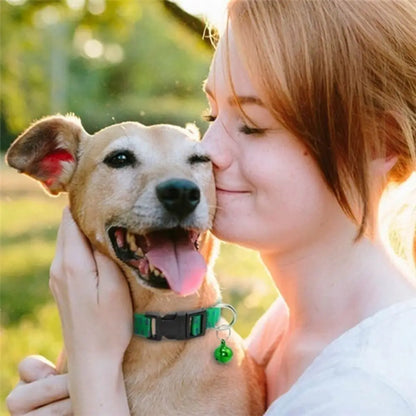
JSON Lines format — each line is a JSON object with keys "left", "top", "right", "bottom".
{"left": 247, "top": 297, "right": 416, "bottom": 415}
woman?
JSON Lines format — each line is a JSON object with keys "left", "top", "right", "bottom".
{"left": 7, "top": 0, "right": 416, "bottom": 414}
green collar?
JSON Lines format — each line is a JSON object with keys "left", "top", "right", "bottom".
{"left": 134, "top": 306, "right": 222, "bottom": 341}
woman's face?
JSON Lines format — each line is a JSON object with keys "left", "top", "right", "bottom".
{"left": 202, "top": 29, "right": 346, "bottom": 254}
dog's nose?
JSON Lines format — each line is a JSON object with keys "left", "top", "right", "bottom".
{"left": 156, "top": 179, "right": 201, "bottom": 218}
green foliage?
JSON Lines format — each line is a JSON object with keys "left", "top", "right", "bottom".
{"left": 1, "top": 304, "right": 63, "bottom": 416}
{"left": 1, "top": 196, "right": 67, "bottom": 325}
{"left": 1, "top": 0, "right": 212, "bottom": 149}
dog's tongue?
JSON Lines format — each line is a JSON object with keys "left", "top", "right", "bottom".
{"left": 146, "top": 230, "right": 206, "bottom": 296}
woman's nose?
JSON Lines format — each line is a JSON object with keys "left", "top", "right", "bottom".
{"left": 201, "top": 121, "right": 233, "bottom": 171}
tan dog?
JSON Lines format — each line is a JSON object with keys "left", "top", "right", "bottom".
{"left": 6, "top": 115, "right": 266, "bottom": 416}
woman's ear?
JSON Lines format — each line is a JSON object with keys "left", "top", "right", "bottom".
{"left": 373, "top": 111, "right": 414, "bottom": 183}
{"left": 370, "top": 153, "right": 398, "bottom": 178}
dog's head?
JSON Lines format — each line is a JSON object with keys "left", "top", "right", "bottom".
{"left": 6, "top": 115, "right": 216, "bottom": 296}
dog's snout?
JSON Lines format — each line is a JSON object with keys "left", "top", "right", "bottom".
{"left": 156, "top": 179, "right": 200, "bottom": 218}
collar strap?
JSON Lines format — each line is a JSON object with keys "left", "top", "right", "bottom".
{"left": 134, "top": 307, "right": 221, "bottom": 341}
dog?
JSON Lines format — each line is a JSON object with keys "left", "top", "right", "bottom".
{"left": 6, "top": 115, "right": 266, "bottom": 416}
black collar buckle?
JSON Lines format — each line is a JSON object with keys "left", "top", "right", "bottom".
{"left": 145, "top": 309, "right": 208, "bottom": 341}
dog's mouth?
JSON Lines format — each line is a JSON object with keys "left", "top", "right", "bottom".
{"left": 108, "top": 226, "right": 207, "bottom": 296}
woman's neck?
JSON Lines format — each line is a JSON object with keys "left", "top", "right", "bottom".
{"left": 260, "top": 228, "right": 415, "bottom": 340}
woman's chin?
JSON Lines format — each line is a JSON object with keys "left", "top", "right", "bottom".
{"left": 212, "top": 225, "right": 239, "bottom": 245}
{"left": 211, "top": 220, "right": 256, "bottom": 249}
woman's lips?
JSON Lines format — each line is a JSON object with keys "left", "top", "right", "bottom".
{"left": 216, "top": 187, "right": 250, "bottom": 194}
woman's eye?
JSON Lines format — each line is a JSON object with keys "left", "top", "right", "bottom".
{"left": 239, "top": 124, "right": 266, "bottom": 135}
{"left": 201, "top": 109, "right": 266, "bottom": 136}
{"left": 201, "top": 111, "right": 217, "bottom": 123}
{"left": 103, "top": 150, "right": 137, "bottom": 168}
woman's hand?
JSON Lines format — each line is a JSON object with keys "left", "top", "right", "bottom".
{"left": 49, "top": 207, "right": 132, "bottom": 415}
{"left": 50, "top": 207, "right": 133, "bottom": 361}
{"left": 6, "top": 355, "right": 72, "bottom": 415}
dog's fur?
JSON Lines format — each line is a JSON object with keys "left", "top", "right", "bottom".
{"left": 6, "top": 115, "right": 266, "bottom": 416}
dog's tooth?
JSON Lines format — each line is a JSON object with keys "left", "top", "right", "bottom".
{"left": 126, "top": 231, "right": 133, "bottom": 243}
{"left": 115, "top": 229, "right": 125, "bottom": 248}
{"left": 190, "top": 230, "right": 198, "bottom": 243}
{"left": 136, "top": 247, "right": 144, "bottom": 257}
{"left": 153, "top": 270, "right": 160, "bottom": 277}
{"left": 126, "top": 232, "right": 138, "bottom": 251}
{"left": 149, "top": 264, "right": 155, "bottom": 272}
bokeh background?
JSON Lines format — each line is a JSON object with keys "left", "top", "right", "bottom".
{"left": 1, "top": 1, "right": 415, "bottom": 415}
{"left": 0, "top": 1, "right": 276, "bottom": 413}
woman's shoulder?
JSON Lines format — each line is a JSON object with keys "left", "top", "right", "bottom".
{"left": 322, "top": 296, "right": 416, "bottom": 372}
{"left": 265, "top": 297, "right": 416, "bottom": 415}
{"left": 245, "top": 296, "right": 289, "bottom": 366}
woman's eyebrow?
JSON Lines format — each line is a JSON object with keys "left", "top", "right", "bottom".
{"left": 203, "top": 82, "right": 264, "bottom": 107}
{"left": 229, "top": 96, "right": 264, "bottom": 106}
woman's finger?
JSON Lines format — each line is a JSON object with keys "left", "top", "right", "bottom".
{"left": 7, "top": 374, "right": 69, "bottom": 414}
{"left": 59, "top": 208, "right": 93, "bottom": 263}
{"left": 18, "top": 355, "right": 57, "bottom": 383}
{"left": 50, "top": 207, "right": 97, "bottom": 296}
{"left": 26, "top": 398, "right": 73, "bottom": 416}
{"left": 93, "top": 250, "right": 133, "bottom": 329}
{"left": 94, "top": 250, "right": 128, "bottom": 294}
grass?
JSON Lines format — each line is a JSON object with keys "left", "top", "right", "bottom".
{"left": 0, "top": 161, "right": 275, "bottom": 415}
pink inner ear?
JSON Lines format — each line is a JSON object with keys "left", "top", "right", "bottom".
{"left": 40, "top": 149, "right": 74, "bottom": 182}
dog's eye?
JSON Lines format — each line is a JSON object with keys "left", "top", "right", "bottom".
{"left": 188, "top": 154, "right": 211, "bottom": 165}
{"left": 104, "top": 150, "right": 137, "bottom": 168}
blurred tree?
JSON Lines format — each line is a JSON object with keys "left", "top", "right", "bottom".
{"left": 0, "top": 0, "right": 212, "bottom": 150}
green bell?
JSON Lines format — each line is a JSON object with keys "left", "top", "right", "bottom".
{"left": 214, "top": 339, "right": 233, "bottom": 363}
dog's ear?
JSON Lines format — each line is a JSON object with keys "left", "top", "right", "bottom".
{"left": 5, "top": 114, "right": 87, "bottom": 195}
